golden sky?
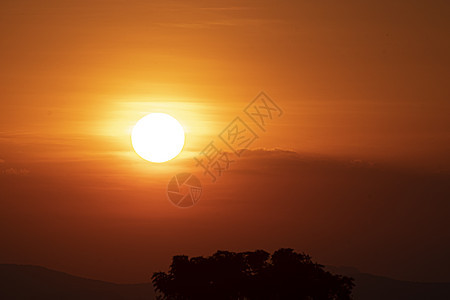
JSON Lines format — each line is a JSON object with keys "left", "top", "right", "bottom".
{"left": 1, "top": 0, "right": 450, "bottom": 283}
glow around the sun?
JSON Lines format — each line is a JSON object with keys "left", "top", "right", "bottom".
{"left": 131, "top": 113, "right": 185, "bottom": 163}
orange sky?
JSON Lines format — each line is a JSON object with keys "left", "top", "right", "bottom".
{"left": 1, "top": 0, "right": 450, "bottom": 283}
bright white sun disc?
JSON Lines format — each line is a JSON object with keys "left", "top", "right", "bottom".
{"left": 131, "top": 113, "right": 185, "bottom": 163}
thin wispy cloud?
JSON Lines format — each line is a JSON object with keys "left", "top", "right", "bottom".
{"left": 1, "top": 167, "right": 30, "bottom": 176}
{"left": 156, "top": 18, "right": 286, "bottom": 29}
{"left": 199, "top": 7, "right": 252, "bottom": 11}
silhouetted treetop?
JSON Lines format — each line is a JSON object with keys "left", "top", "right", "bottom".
{"left": 152, "top": 248, "right": 354, "bottom": 300}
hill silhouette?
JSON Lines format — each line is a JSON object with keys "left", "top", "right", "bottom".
{"left": 327, "top": 266, "right": 450, "bottom": 300}
{"left": 0, "top": 264, "right": 154, "bottom": 300}
{"left": 1, "top": 263, "right": 450, "bottom": 299}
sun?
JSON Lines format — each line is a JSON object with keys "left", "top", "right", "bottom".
{"left": 131, "top": 113, "right": 185, "bottom": 163}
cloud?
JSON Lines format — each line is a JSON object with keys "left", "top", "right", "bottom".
{"left": 221, "top": 147, "right": 379, "bottom": 176}
{"left": 199, "top": 7, "right": 252, "bottom": 11}
{"left": 0, "top": 146, "right": 448, "bottom": 283}
{"left": 195, "top": 147, "right": 450, "bottom": 279}
{"left": 157, "top": 18, "right": 285, "bottom": 29}
{"left": 1, "top": 168, "right": 30, "bottom": 176}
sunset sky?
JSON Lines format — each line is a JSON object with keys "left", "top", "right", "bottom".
{"left": 1, "top": 0, "right": 450, "bottom": 284}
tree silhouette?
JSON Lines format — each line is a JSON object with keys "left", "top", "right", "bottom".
{"left": 152, "top": 248, "right": 354, "bottom": 299}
